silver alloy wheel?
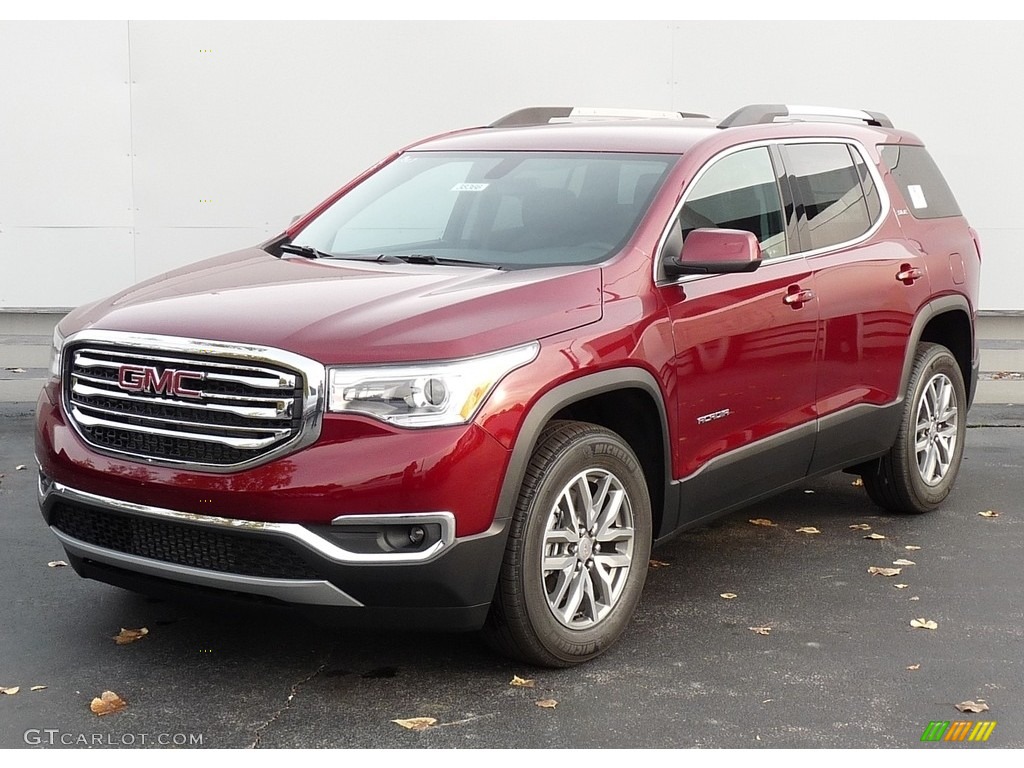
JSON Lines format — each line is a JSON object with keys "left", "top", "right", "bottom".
{"left": 541, "top": 468, "right": 635, "bottom": 629}
{"left": 915, "top": 372, "right": 959, "bottom": 487}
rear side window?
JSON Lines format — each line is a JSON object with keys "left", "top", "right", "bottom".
{"left": 880, "top": 144, "right": 962, "bottom": 219}
{"left": 784, "top": 143, "right": 877, "bottom": 252}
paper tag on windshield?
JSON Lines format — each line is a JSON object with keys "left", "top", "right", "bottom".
{"left": 451, "top": 182, "right": 489, "bottom": 192}
{"left": 907, "top": 184, "right": 928, "bottom": 209}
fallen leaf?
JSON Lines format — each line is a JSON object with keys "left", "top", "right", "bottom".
{"left": 90, "top": 690, "right": 126, "bottom": 716}
{"left": 720, "top": 593, "right": 738, "bottom": 600}
{"left": 851, "top": 478, "right": 864, "bottom": 487}
{"left": 956, "top": 700, "right": 990, "bottom": 713}
{"left": 648, "top": 559, "right": 671, "bottom": 569}
{"left": 904, "top": 545, "right": 922, "bottom": 551}
{"left": 113, "top": 627, "right": 149, "bottom": 645}
{"left": 748, "top": 626, "right": 772, "bottom": 635}
{"left": 391, "top": 717, "right": 436, "bottom": 731}
{"left": 907, "top": 664, "right": 920, "bottom": 671}
{"left": 849, "top": 523, "right": 872, "bottom": 530}
{"left": 796, "top": 527, "right": 820, "bottom": 535}
{"left": 749, "top": 518, "right": 777, "bottom": 527}
{"left": 978, "top": 510, "right": 999, "bottom": 518}
{"left": 509, "top": 675, "right": 535, "bottom": 688}
{"left": 6, "top": 367, "right": 26, "bottom": 374}
{"left": 910, "top": 596, "right": 920, "bottom": 601}
{"left": 15, "top": 464, "right": 26, "bottom": 471}
{"left": 864, "top": 533, "right": 887, "bottom": 540}
{"left": 30, "top": 685, "right": 47, "bottom": 692}
{"left": 0, "top": 686, "right": 19, "bottom": 695}
{"left": 894, "top": 584, "right": 909, "bottom": 589}
{"left": 535, "top": 699, "right": 558, "bottom": 709}
{"left": 867, "top": 566, "right": 902, "bottom": 577}
{"left": 910, "top": 618, "right": 938, "bottom": 630}
{"left": 803, "top": 490, "right": 815, "bottom": 494}
{"left": 893, "top": 559, "right": 916, "bottom": 566}
{"left": 47, "top": 560, "right": 69, "bottom": 568}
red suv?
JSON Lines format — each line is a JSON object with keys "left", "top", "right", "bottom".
{"left": 36, "top": 104, "right": 981, "bottom": 666}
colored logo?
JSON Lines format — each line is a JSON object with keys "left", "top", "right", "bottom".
{"left": 921, "top": 721, "right": 996, "bottom": 742}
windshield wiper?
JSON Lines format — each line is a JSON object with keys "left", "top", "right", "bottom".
{"left": 396, "top": 254, "right": 506, "bottom": 270}
{"left": 279, "top": 243, "right": 332, "bottom": 259}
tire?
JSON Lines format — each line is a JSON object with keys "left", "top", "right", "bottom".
{"left": 861, "top": 343, "right": 967, "bottom": 514}
{"left": 483, "top": 420, "right": 653, "bottom": 667}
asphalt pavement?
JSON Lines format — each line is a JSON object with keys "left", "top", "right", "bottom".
{"left": 1, "top": 405, "right": 1021, "bottom": 749}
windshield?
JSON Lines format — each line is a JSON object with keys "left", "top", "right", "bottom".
{"left": 292, "top": 151, "right": 677, "bottom": 268}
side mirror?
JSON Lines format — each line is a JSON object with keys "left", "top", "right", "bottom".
{"left": 664, "top": 228, "right": 763, "bottom": 277}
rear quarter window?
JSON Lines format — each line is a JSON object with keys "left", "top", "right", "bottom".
{"left": 879, "top": 144, "right": 962, "bottom": 219}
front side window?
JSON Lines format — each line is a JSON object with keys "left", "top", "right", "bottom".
{"left": 784, "top": 143, "right": 875, "bottom": 251}
{"left": 293, "top": 151, "right": 676, "bottom": 269}
{"left": 678, "top": 146, "right": 787, "bottom": 260}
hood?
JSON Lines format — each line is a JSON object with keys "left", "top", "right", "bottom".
{"left": 63, "top": 248, "right": 604, "bottom": 364}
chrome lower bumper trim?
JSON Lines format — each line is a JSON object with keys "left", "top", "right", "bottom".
{"left": 40, "top": 479, "right": 456, "bottom": 565}
{"left": 52, "top": 529, "right": 363, "bottom": 607}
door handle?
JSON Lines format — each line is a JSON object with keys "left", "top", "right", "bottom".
{"left": 783, "top": 286, "right": 815, "bottom": 307}
{"left": 896, "top": 265, "right": 924, "bottom": 284}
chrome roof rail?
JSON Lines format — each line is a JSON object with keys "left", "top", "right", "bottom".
{"left": 490, "top": 106, "right": 709, "bottom": 128}
{"left": 718, "top": 103, "right": 893, "bottom": 129}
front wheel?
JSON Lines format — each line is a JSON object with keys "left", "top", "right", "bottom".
{"left": 861, "top": 342, "right": 967, "bottom": 513}
{"left": 483, "top": 420, "right": 652, "bottom": 667}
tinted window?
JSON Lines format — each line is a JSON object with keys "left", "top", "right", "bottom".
{"left": 679, "top": 147, "right": 787, "bottom": 259}
{"left": 880, "top": 144, "right": 962, "bottom": 219}
{"left": 785, "top": 143, "right": 873, "bottom": 251}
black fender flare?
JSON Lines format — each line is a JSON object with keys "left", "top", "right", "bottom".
{"left": 898, "top": 295, "right": 974, "bottom": 403}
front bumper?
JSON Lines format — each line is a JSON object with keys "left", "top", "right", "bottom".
{"left": 39, "top": 475, "right": 510, "bottom": 630}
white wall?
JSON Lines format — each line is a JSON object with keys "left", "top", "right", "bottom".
{"left": 0, "top": 20, "right": 1020, "bottom": 309}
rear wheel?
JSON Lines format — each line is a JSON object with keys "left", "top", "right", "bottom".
{"left": 861, "top": 343, "right": 966, "bottom": 513}
{"left": 483, "top": 420, "right": 652, "bottom": 667}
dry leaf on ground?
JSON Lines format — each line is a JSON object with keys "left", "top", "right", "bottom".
{"left": 30, "top": 685, "right": 47, "bottom": 692}
{"left": 535, "top": 699, "right": 558, "bottom": 709}
{"left": 894, "top": 584, "right": 909, "bottom": 589}
{"left": 114, "top": 627, "right": 149, "bottom": 645}
{"left": 749, "top": 518, "right": 777, "bottom": 527}
{"left": 910, "top": 618, "right": 938, "bottom": 630}
{"left": 509, "top": 675, "right": 535, "bottom": 688}
{"left": 904, "top": 545, "right": 922, "bottom": 551}
{"left": 720, "top": 593, "right": 738, "bottom": 600}
{"left": 867, "top": 566, "right": 902, "bottom": 577}
{"left": 748, "top": 626, "right": 772, "bottom": 635}
{"left": 907, "top": 664, "right": 920, "bottom": 671}
{"left": 956, "top": 700, "right": 990, "bottom": 713}
{"left": 0, "top": 686, "right": 20, "bottom": 695}
{"left": 851, "top": 478, "right": 864, "bottom": 487}
{"left": 392, "top": 717, "right": 436, "bottom": 731}
{"left": 910, "top": 596, "right": 920, "bottom": 601}
{"left": 6, "top": 367, "right": 27, "bottom": 374}
{"left": 648, "top": 559, "right": 671, "bottom": 569}
{"left": 90, "top": 690, "right": 126, "bottom": 716}
{"left": 849, "top": 523, "right": 872, "bottom": 530}
{"left": 47, "top": 560, "right": 68, "bottom": 568}
{"left": 15, "top": 464, "right": 26, "bottom": 471}
{"left": 893, "top": 559, "right": 916, "bottom": 566}
{"left": 864, "top": 533, "right": 887, "bottom": 540}
{"left": 803, "top": 490, "right": 815, "bottom": 494}
{"left": 796, "top": 527, "right": 820, "bottom": 534}
{"left": 978, "top": 510, "right": 999, "bottom": 518}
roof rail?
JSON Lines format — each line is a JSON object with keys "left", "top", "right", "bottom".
{"left": 490, "top": 106, "right": 709, "bottom": 128}
{"left": 718, "top": 104, "right": 893, "bottom": 129}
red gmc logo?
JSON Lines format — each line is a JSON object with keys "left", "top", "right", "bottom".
{"left": 117, "top": 365, "right": 204, "bottom": 399}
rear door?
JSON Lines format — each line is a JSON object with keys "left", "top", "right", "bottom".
{"left": 781, "top": 141, "right": 930, "bottom": 473}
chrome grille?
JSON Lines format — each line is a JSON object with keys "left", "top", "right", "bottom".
{"left": 64, "top": 336, "right": 322, "bottom": 470}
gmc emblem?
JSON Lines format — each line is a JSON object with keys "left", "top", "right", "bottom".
{"left": 118, "top": 365, "right": 204, "bottom": 399}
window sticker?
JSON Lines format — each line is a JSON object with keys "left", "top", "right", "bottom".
{"left": 907, "top": 184, "right": 928, "bottom": 209}
{"left": 451, "top": 182, "right": 489, "bottom": 192}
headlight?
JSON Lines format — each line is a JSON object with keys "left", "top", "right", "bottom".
{"left": 327, "top": 342, "right": 539, "bottom": 427}
{"left": 49, "top": 325, "right": 66, "bottom": 380}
